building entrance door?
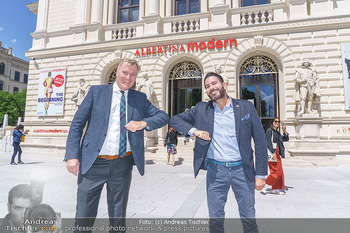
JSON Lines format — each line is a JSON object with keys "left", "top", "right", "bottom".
{"left": 239, "top": 55, "right": 279, "bottom": 130}
{"left": 168, "top": 61, "right": 202, "bottom": 117}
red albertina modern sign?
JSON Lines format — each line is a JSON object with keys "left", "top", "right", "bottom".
{"left": 135, "top": 38, "right": 238, "bottom": 57}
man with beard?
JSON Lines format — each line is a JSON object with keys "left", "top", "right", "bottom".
{"left": 170, "top": 72, "right": 268, "bottom": 233}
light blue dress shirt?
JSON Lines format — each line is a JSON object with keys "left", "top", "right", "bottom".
{"left": 188, "top": 98, "right": 265, "bottom": 179}
{"left": 189, "top": 98, "right": 241, "bottom": 162}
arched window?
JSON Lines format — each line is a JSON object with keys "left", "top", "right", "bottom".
{"left": 176, "top": 0, "right": 200, "bottom": 15}
{"left": 0, "top": 63, "right": 5, "bottom": 75}
{"left": 239, "top": 55, "right": 278, "bottom": 130}
{"left": 168, "top": 61, "right": 202, "bottom": 117}
{"left": 0, "top": 81, "right": 3, "bottom": 91}
{"left": 118, "top": 0, "right": 139, "bottom": 23}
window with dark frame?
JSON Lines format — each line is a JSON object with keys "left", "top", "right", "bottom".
{"left": 175, "top": 0, "right": 200, "bottom": 15}
{"left": 118, "top": 0, "right": 139, "bottom": 23}
{"left": 241, "top": 0, "right": 270, "bottom": 7}
{"left": 0, "top": 81, "right": 3, "bottom": 91}
{"left": 13, "top": 87, "right": 19, "bottom": 93}
{"left": 15, "top": 71, "right": 20, "bottom": 82}
{"left": 0, "top": 63, "right": 5, "bottom": 75}
{"left": 24, "top": 74, "right": 28, "bottom": 84}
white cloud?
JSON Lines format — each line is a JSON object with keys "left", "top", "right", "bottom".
{"left": 260, "top": 90, "right": 275, "bottom": 108}
{"left": 11, "top": 39, "right": 17, "bottom": 43}
{"left": 0, "top": 27, "right": 3, "bottom": 31}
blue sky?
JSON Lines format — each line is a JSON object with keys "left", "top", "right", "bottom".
{"left": 0, "top": 0, "right": 37, "bottom": 61}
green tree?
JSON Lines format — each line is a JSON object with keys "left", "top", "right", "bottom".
{"left": 0, "top": 89, "right": 27, "bottom": 125}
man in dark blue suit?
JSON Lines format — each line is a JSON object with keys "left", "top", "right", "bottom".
{"left": 65, "top": 59, "right": 169, "bottom": 232}
{"left": 170, "top": 72, "right": 268, "bottom": 233}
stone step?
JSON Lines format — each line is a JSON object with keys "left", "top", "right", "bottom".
{"left": 146, "top": 139, "right": 195, "bottom": 164}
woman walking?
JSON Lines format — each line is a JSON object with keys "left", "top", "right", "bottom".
{"left": 262, "top": 117, "right": 289, "bottom": 195}
{"left": 11, "top": 124, "right": 29, "bottom": 165}
{"left": 164, "top": 127, "right": 178, "bottom": 166}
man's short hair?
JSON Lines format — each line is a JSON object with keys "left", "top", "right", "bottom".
{"left": 204, "top": 72, "right": 224, "bottom": 84}
{"left": 117, "top": 58, "right": 141, "bottom": 72}
{"left": 8, "top": 184, "right": 31, "bottom": 204}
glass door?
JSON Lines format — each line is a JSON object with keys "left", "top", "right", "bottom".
{"left": 239, "top": 56, "right": 278, "bottom": 131}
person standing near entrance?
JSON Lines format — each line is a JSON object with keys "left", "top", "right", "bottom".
{"left": 164, "top": 127, "right": 178, "bottom": 166}
{"left": 261, "top": 117, "right": 289, "bottom": 195}
{"left": 170, "top": 72, "right": 268, "bottom": 233}
{"left": 65, "top": 58, "right": 169, "bottom": 232}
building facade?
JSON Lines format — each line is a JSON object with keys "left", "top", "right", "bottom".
{"left": 0, "top": 42, "right": 28, "bottom": 93}
{"left": 25, "top": 0, "right": 350, "bottom": 157}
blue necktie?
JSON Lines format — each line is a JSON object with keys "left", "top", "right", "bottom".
{"left": 119, "top": 91, "right": 127, "bottom": 158}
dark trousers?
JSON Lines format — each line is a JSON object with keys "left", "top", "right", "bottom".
{"left": 11, "top": 143, "right": 22, "bottom": 163}
{"left": 207, "top": 162, "right": 258, "bottom": 233}
{"left": 75, "top": 155, "right": 134, "bottom": 233}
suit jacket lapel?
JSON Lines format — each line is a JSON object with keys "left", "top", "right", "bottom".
{"left": 104, "top": 84, "right": 114, "bottom": 125}
{"left": 127, "top": 89, "right": 135, "bottom": 123}
{"left": 232, "top": 98, "right": 241, "bottom": 144}
{"left": 207, "top": 101, "right": 215, "bottom": 136}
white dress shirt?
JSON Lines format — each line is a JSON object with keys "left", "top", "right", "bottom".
{"left": 99, "top": 82, "right": 131, "bottom": 155}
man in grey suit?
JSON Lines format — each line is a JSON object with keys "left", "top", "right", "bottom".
{"left": 170, "top": 72, "right": 268, "bottom": 233}
{"left": 65, "top": 58, "right": 169, "bottom": 232}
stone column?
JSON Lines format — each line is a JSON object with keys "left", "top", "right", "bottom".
{"left": 102, "top": 0, "right": 108, "bottom": 24}
{"left": 214, "top": 0, "right": 226, "bottom": 6}
{"left": 108, "top": 0, "right": 115, "bottom": 24}
{"left": 232, "top": 0, "right": 239, "bottom": 8}
{"left": 289, "top": 0, "right": 308, "bottom": 19}
{"left": 166, "top": 0, "right": 172, "bottom": 16}
{"left": 36, "top": 0, "right": 49, "bottom": 31}
{"left": 139, "top": 0, "right": 145, "bottom": 20}
{"left": 142, "top": 0, "right": 160, "bottom": 36}
{"left": 75, "top": 0, "right": 89, "bottom": 25}
{"left": 147, "top": 0, "right": 159, "bottom": 15}
{"left": 91, "top": 0, "right": 103, "bottom": 23}
{"left": 209, "top": 1, "right": 229, "bottom": 29}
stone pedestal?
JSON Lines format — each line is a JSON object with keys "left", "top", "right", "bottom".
{"left": 289, "top": 0, "right": 309, "bottom": 19}
{"left": 142, "top": 15, "right": 161, "bottom": 36}
{"left": 209, "top": 5, "right": 229, "bottom": 29}
{"left": 296, "top": 114, "right": 322, "bottom": 139}
{"left": 288, "top": 116, "right": 339, "bottom": 165}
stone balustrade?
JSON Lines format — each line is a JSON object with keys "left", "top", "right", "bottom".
{"left": 112, "top": 27, "right": 137, "bottom": 40}
{"left": 171, "top": 18, "right": 200, "bottom": 33}
{"left": 241, "top": 10, "right": 274, "bottom": 25}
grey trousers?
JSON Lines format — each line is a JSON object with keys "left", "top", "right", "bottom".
{"left": 75, "top": 156, "right": 134, "bottom": 233}
{"left": 206, "top": 162, "right": 258, "bottom": 233}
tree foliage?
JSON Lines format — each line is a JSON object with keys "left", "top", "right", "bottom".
{"left": 0, "top": 89, "right": 27, "bottom": 126}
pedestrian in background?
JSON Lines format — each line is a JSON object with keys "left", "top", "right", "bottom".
{"left": 262, "top": 117, "right": 289, "bottom": 195}
{"left": 11, "top": 124, "right": 28, "bottom": 165}
{"left": 164, "top": 127, "right": 178, "bottom": 166}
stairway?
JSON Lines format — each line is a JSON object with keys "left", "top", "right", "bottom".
{"left": 145, "top": 136, "right": 195, "bottom": 165}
